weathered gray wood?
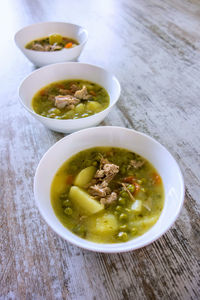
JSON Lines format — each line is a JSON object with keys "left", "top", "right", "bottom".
{"left": 0, "top": 0, "right": 199, "bottom": 299}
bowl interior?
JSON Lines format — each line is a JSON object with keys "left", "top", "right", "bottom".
{"left": 15, "top": 22, "right": 87, "bottom": 49}
{"left": 34, "top": 127, "right": 184, "bottom": 253}
{"left": 19, "top": 62, "right": 120, "bottom": 112}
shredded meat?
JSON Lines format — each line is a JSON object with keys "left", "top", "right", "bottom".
{"left": 129, "top": 159, "right": 145, "bottom": 169}
{"left": 54, "top": 95, "right": 80, "bottom": 109}
{"left": 89, "top": 184, "right": 111, "bottom": 197}
{"left": 121, "top": 183, "right": 135, "bottom": 201}
{"left": 31, "top": 43, "right": 62, "bottom": 52}
{"left": 74, "top": 86, "right": 92, "bottom": 100}
{"left": 88, "top": 157, "right": 119, "bottom": 205}
{"left": 100, "top": 192, "right": 118, "bottom": 206}
{"left": 31, "top": 43, "right": 45, "bottom": 51}
{"left": 51, "top": 44, "right": 62, "bottom": 51}
{"left": 94, "top": 159, "right": 119, "bottom": 184}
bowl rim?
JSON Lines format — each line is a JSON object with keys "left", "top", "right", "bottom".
{"left": 18, "top": 62, "right": 121, "bottom": 123}
{"left": 14, "top": 21, "right": 88, "bottom": 52}
{"left": 34, "top": 126, "right": 185, "bottom": 253}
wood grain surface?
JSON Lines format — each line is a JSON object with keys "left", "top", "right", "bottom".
{"left": 0, "top": 0, "right": 200, "bottom": 299}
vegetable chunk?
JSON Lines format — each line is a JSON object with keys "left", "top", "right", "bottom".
{"left": 95, "top": 214, "right": 118, "bottom": 234}
{"left": 74, "top": 166, "right": 96, "bottom": 188}
{"left": 131, "top": 200, "right": 142, "bottom": 213}
{"left": 69, "top": 186, "right": 104, "bottom": 215}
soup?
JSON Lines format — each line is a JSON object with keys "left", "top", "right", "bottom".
{"left": 25, "top": 33, "right": 78, "bottom": 51}
{"left": 32, "top": 80, "right": 110, "bottom": 119}
{"left": 51, "top": 147, "right": 164, "bottom": 243}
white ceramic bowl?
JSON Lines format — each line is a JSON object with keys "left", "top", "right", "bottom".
{"left": 19, "top": 62, "right": 121, "bottom": 133}
{"left": 14, "top": 22, "right": 88, "bottom": 67}
{"left": 34, "top": 126, "right": 185, "bottom": 253}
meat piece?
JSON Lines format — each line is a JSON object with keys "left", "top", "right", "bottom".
{"left": 51, "top": 44, "right": 62, "bottom": 51}
{"left": 67, "top": 104, "right": 75, "bottom": 110}
{"left": 31, "top": 43, "right": 45, "bottom": 51}
{"left": 74, "top": 86, "right": 92, "bottom": 100}
{"left": 55, "top": 95, "right": 80, "bottom": 109}
{"left": 103, "top": 163, "right": 119, "bottom": 176}
{"left": 94, "top": 158, "right": 119, "bottom": 184}
{"left": 89, "top": 184, "right": 111, "bottom": 197}
{"left": 100, "top": 158, "right": 109, "bottom": 167}
{"left": 95, "top": 169, "right": 105, "bottom": 179}
{"left": 101, "top": 162, "right": 119, "bottom": 183}
{"left": 100, "top": 192, "right": 117, "bottom": 206}
{"left": 87, "top": 157, "right": 119, "bottom": 205}
{"left": 129, "top": 159, "right": 145, "bottom": 169}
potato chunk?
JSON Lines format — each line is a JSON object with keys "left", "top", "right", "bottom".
{"left": 75, "top": 103, "right": 85, "bottom": 114}
{"left": 95, "top": 214, "right": 118, "bottom": 234}
{"left": 131, "top": 200, "right": 142, "bottom": 213}
{"left": 69, "top": 186, "right": 104, "bottom": 215}
{"left": 86, "top": 101, "right": 102, "bottom": 112}
{"left": 74, "top": 166, "right": 96, "bottom": 188}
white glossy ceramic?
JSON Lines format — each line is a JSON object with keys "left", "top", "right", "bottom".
{"left": 14, "top": 22, "right": 88, "bottom": 67}
{"left": 34, "top": 126, "right": 185, "bottom": 253}
{"left": 19, "top": 62, "right": 121, "bottom": 133}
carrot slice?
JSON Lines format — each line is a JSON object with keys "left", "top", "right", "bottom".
{"left": 40, "top": 89, "right": 46, "bottom": 96}
{"left": 133, "top": 182, "right": 140, "bottom": 195}
{"left": 152, "top": 172, "right": 161, "bottom": 185}
{"left": 89, "top": 90, "right": 96, "bottom": 96}
{"left": 56, "top": 83, "right": 65, "bottom": 89}
{"left": 65, "top": 42, "right": 73, "bottom": 48}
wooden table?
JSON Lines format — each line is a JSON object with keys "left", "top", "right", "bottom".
{"left": 1, "top": 0, "right": 199, "bottom": 299}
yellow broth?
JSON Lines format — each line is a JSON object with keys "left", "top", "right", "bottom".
{"left": 51, "top": 147, "right": 164, "bottom": 243}
{"left": 32, "top": 80, "right": 110, "bottom": 119}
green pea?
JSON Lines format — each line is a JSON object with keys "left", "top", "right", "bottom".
{"left": 128, "top": 184, "right": 135, "bottom": 193}
{"left": 116, "top": 205, "right": 123, "bottom": 212}
{"left": 64, "top": 207, "right": 73, "bottom": 215}
{"left": 63, "top": 199, "right": 70, "bottom": 207}
{"left": 117, "top": 232, "right": 128, "bottom": 241}
{"left": 120, "top": 191, "right": 128, "bottom": 198}
{"left": 119, "top": 213, "right": 128, "bottom": 221}
{"left": 119, "top": 224, "right": 128, "bottom": 231}
{"left": 92, "top": 161, "right": 98, "bottom": 167}
{"left": 60, "top": 193, "right": 68, "bottom": 200}
{"left": 118, "top": 197, "right": 126, "bottom": 205}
